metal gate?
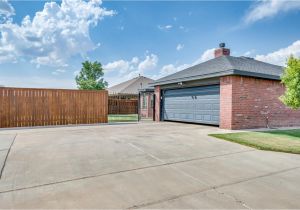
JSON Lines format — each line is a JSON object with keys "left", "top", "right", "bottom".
{"left": 162, "top": 85, "right": 220, "bottom": 125}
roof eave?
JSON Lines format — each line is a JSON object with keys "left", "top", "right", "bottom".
{"left": 150, "top": 69, "right": 281, "bottom": 86}
{"left": 232, "top": 70, "right": 281, "bottom": 81}
{"left": 150, "top": 70, "right": 234, "bottom": 86}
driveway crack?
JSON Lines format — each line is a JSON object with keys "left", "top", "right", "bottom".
{"left": 213, "top": 188, "right": 252, "bottom": 209}
{"left": 127, "top": 142, "right": 252, "bottom": 209}
{"left": 0, "top": 134, "right": 17, "bottom": 179}
{"left": 129, "top": 166, "right": 300, "bottom": 209}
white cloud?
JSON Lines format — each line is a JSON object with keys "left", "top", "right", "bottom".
{"left": 52, "top": 68, "right": 66, "bottom": 75}
{"left": 176, "top": 43, "right": 184, "bottom": 51}
{"left": 193, "top": 48, "right": 215, "bottom": 65}
{"left": 244, "top": 0, "right": 300, "bottom": 24}
{"left": 104, "top": 53, "right": 158, "bottom": 87}
{"left": 131, "top": 56, "right": 139, "bottom": 64}
{"left": 153, "top": 63, "right": 190, "bottom": 79}
{"left": 154, "top": 47, "right": 216, "bottom": 79}
{"left": 160, "top": 64, "right": 178, "bottom": 75}
{"left": 0, "top": 0, "right": 115, "bottom": 67}
{"left": 103, "top": 53, "right": 158, "bottom": 80}
{"left": 0, "top": 0, "right": 14, "bottom": 22}
{"left": 158, "top": 25, "right": 173, "bottom": 31}
{"left": 103, "top": 60, "right": 130, "bottom": 73}
{"left": 255, "top": 40, "right": 300, "bottom": 66}
{"left": 138, "top": 54, "right": 158, "bottom": 72}
{"left": 243, "top": 49, "right": 256, "bottom": 57}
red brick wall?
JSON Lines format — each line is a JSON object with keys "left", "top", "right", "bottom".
{"left": 220, "top": 75, "right": 300, "bottom": 129}
{"left": 154, "top": 86, "right": 161, "bottom": 122}
{"left": 220, "top": 76, "right": 233, "bottom": 129}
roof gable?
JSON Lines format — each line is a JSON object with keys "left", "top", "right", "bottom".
{"left": 108, "top": 76, "right": 154, "bottom": 94}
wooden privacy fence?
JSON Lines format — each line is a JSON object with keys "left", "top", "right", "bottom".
{"left": 0, "top": 87, "right": 108, "bottom": 128}
{"left": 109, "top": 93, "right": 138, "bottom": 100}
{"left": 108, "top": 98, "right": 138, "bottom": 114}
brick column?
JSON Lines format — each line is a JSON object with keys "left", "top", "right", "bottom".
{"left": 220, "top": 76, "right": 233, "bottom": 129}
{"left": 154, "top": 86, "right": 161, "bottom": 122}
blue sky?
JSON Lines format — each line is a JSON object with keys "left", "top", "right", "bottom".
{"left": 0, "top": 0, "right": 300, "bottom": 88}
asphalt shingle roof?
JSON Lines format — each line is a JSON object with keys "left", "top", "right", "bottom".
{"left": 108, "top": 76, "right": 154, "bottom": 94}
{"left": 152, "top": 55, "right": 284, "bottom": 86}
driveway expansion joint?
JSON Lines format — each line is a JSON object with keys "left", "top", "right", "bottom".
{"left": 0, "top": 134, "right": 17, "bottom": 180}
{"left": 0, "top": 149, "right": 254, "bottom": 194}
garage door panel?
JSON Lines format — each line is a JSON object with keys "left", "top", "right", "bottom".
{"left": 175, "top": 113, "right": 194, "bottom": 121}
{"left": 163, "top": 85, "right": 220, "bottom": 125}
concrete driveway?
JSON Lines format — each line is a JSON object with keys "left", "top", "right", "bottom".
{"left": 0, "top": 122, "right": 299, "bottom": 209}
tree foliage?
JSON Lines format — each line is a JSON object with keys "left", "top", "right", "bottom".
{"left": 280, "top": 56, "right": 300, "bottom": 109}
{"left": 75, "top": 61, "right": 108, "bottom": 90}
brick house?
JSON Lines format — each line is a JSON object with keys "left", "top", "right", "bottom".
{"left": 151, "top": 43, "right": 300, "bottom": 129}
{"left": 108, "top": 75, "right": 155, "bottom": 119}
{"left": 108, "top": 75, "right": 153, "bottom": 98}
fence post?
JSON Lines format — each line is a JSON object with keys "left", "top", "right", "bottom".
{"left": 138, "top": 92, "right": 140, "bottom": 121}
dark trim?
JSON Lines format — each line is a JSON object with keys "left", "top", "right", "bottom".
{"left": 232, "top": 70, "right": 281, "bottom": 80}
{"left": 160, "top": 78, "right": 220, "bottom": 91}
{"left": 160, "top": 89, "right": 164, "bottom": 121}
{"left": 150, "top": 70, "right": 234, "bottom": 86}
{"left": 153, "top": 94, "right": 156, "bottom": 121}
{"left": 139, "top": 88, "right": 154, "bottom": 92}
{"left": 138, "top": 92, "right": 141, "bottom": 121}
{"left": 151, "top": 69, "right": 281, "bottom": 86}
{"left": 164, "top": 120, "right": 219, "bottom": 126}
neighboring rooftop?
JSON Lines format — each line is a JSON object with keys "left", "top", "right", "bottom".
{"left": 152, "top": 43, "right": 284, "bottom": 86}
{"left": 108, "top": 75, "right": 154, "bottom": 94}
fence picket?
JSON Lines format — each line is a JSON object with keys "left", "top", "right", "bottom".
{"left": 108, "top": 98, "right": 138, "bottom": 115}
{"left": 0, "top": 87, "right": 108, "bottom": 128}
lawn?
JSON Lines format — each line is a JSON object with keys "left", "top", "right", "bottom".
{"left": 108, "top": 114, "right": 138, "bottom": 122}
{"left": 209, "top": 129, "right": 300, "bottom": 154}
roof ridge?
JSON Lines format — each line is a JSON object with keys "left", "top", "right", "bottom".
{"left": 109, "top": 76, "right": 138, "bottom": 90}
{"left": 120, "top": 77, "right": 144, "bottom": 92}
{"left": 223, "top": 56, "right": 236, "bottom": 70}
{"left": 123, "top": 76, "right": 140, "bottom": 89}
{"left": 246, "top": 57, "right": 283, "bottom": 68}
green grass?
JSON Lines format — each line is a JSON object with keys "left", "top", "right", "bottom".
{"left": 209, "top": 129, "right": 300, "bottom": 154}
{"left": 108, "top": 114, "right": 138, "bottom": 122}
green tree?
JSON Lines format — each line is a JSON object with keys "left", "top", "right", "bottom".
{"left": 75, "top": 61, "right": 108, "bottom": 90}
{"left": 280, "top": 56, "right": 300, "bottom": 109}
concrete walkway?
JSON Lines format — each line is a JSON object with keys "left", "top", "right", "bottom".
{"left": 0, "top": 122, "right": 299, "bottom": 209}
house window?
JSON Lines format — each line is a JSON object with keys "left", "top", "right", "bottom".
{"left": 142, "top": 94, "right": 147, "bottom": 109}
